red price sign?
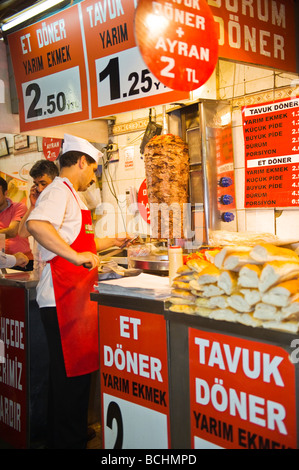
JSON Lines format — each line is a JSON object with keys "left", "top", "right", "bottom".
{"left": 7, "top": 4, "right": 90, "bottom": 132}
{"left": 79, "top": 0, "right": 188, "bottom": 118}
{"left": 42, "top": 137, "right": 62, "bottom": 161}
{"left": 134, "top": 0, "right": 218, "bottom": 91}
{"left": 189, "top": 329, "right": 297, "bottom": 449}
{"left": 138, "top": 178, "right": 150, "bottom": 224}
{"left": 242, "top": 96, "right": 299, "bottom": 208}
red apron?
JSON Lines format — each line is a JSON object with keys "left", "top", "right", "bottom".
{"left": 49, "top": 182, "right": 99, "bottom": 377}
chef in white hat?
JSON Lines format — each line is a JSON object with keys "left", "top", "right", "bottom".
{"left": 26, "top": 134, "right": 127, "bottom": 449}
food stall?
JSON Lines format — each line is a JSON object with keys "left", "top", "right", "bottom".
{"left": 0, "top": 0, "right": 299, "bottom": 450}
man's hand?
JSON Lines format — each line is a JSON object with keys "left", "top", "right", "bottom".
{"left": 29, "top": 184, "right": 39, "bottom": 207}
{"left": 76, "top": 251, "right": 99, "bottom": 270}
{"left": 14, "top": 252, "right": 29, "bottom": 267}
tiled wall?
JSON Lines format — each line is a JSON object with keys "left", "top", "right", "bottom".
{"left": 102, "top": 60, "right": 299, "bottom": 241}
{"left": 219, "top": 61, "right": 299, "bottom": 240}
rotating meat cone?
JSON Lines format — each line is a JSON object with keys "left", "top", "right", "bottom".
{"left": 144, "top": 134, "right": 189, "bottom": 239}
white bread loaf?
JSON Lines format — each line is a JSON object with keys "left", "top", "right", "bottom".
{"left": 281, "top": 294, "right": 299, "bottom": 320}
{"left": 186, "top": 258, "right": 211, "bottom": 273}
{"left": 223, "top": 252, "right": 260, "bottom": 271}
{"left": 195, "top": 297, "right": 210, "bottom": 307}
{"left": 236, "top": 313, "right": 262, "bottom": 328}
{"left": 201, "top": 284, "right": 225, "bottom": 297}
{"left": 261, "top": 279, "right": 299, "bottom": 307}
{"left": 167, "top": 296, "right": 197, "bottom": 305}
{"left": 172, "top": 280, "right": 192, "bottom": 290}
{"left": 238, "top": 264, "right": 262, "bottom": 288}
{"left": 189, "top": 280, "right": 204, "bottom": 291}
{"left": 214, "top": 245, "right": 252, "bottom": 269}
{"left": 169, "top": 304, "right": 198, "bottom": 314}
{"left": 217, "top": 270, "right": 238, "bottom": 295}
{"left": 171, "top": 289, "right": 197, "bottom": 300}
{"left": 253, "top": 302, "right": 282, "bottom": 320}
{"left": 262, "top": 320, "right": 299, "bottom": 333}
{"left": 250, "top": 243, "right": 299, "bottom": 263}
{"left": 208, "top": 295, "right": 229, "bottom": 309}
{"left": 209, "top": 308, "right": 238, "bottom": 322}
{"left": 173, "top": 273, "right": 196, "bottom": 283}
{"left": 239, "top": 288, "right": 261, "bottom": 306}
{"left": 177, "top": 264, "right": 194, "bottom": 275}
{"left": 196, "top": 264, "right": 221, "bottom": 284}
{"left": 259, "top": 261, "right": 299, "bottom": 293}
{"left": 227, "top": 294, "right": 253, "bottom": 313}
{"left": 195, "top": 307, "right": 214, "bottom": 317}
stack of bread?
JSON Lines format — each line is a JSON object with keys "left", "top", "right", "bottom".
{"left": 167, "top": 243, "right": 299, "bottom": 333}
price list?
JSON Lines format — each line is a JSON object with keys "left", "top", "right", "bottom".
{"left": 242, "top": 96, "right": 299, "bottom": 208}
{"left": 7, "top": 0, "right": 188, "bottom": 132}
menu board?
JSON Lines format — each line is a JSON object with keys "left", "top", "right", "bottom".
{"left": 7, "top": 0, "right": 188, "bottom": 132}
{"left": 189, "top": 329, "right": 297, "bottom": 449}
{"left": 99, "top": 306, "right": 170, "bottom": 449}
{"left": 242, "top": 96, "right": 299, "bottom": 208}
{"left": 7, "top": 5, "right": 90, "bottom": 131}
{"left": 0, "top": 287, "right": 27, "bottom": 449}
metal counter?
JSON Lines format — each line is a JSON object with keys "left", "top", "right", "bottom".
{"left": 91, "top": 285, "right": 299, "bottom": 449}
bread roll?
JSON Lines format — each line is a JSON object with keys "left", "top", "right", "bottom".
{"left": 250, "top": 243, "right": 299, "bottom": 263}
{"left": 195, "top": 297, "right": 210, "bottom": 307}
{"left": 196, "top": 265, "right": 221, "bottom": 284}
{"left": 236, "top": 313, "right": 262, "bottom": 328}
{"left": 253, "top": 302, "right": 282, "bottom": 320}
{"left": 223, "top": 252, "right": 260, "bottom": 271}
{"left": 167, "top": 296, "right": 196, "bottom": 305}
{"left": 281, "top": 294, "right": 299, "bottom": 320}
{"left": 186, "top": 258, "right": 211, "bottom": 273}
{"left": 217, "top": 270, "right": 238, "bottom": 295}
{"left": 195, "top": 307, "right": 214, "bottom": 317}
{"left": 227, "top": 294, "right": 253, "bottom": 313}
{"left": 208, "top": 295, "right": 229, "bottom": 309}
{"left": 172, "top": 280, "right": 192, "bottom": 290}
{"left": 210, "top": 308, "right": 238, "bottom": 322}
{"left": 261, "top": 279, "right": 299, "bottom": 307}
{"left": 238, "top": 264, "right": 262, "bottom": 288}
{"left": 214, "top": 245, "right": 252, "bottom": 269}
{"left": 171, "top": 289, "right": 196, "bottom": 300}
{"left": 169, "top": 304, "right": 198, "bottom": 314}
{"left": 239, "top": 288, "right": 261, "bottom": 306}
{"left": 262, "top": 321, "right": 299, "bottom": 333}
{"left": 201, "top": 284, "right": 225, "bottom": 297}
{"left": 259, "top": 261, "right": 299, "bottom": 293}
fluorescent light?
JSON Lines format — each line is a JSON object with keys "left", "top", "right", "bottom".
{"left": 1, "top": 0, "right": 66, "bottom": 32}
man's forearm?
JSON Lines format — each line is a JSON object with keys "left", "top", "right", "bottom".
{"left": 27, "top": 220, "right": 79, "bottom": 264}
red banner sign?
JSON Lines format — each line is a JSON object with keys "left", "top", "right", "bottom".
{"left": 189, "top": 329, "right": 297, "bottom": 449}
{"left": 7, "top": 5, "right": 90, "bottom": 132}
{"left": 42, "top": 137, "right": 61, "bottom": 161}
{"left": 8, "top": 0, "right": 188, "bottom": 132}
{"left": 0, "top": 287, "right": 27, "bottom": 449}
{"left": 208, "top": 0, "right": 297, "bottom": 73}
{"left": 134, "top": 0, "right": 219, "bottom": 91}
{"left": 99, "top": 306, "right": 170, "bottom": 448}
{"left": 242, "top": 96, "right": 299, "bottom": 208}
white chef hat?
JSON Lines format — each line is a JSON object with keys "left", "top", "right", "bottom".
{"left": 62, "top": 134, "right": 103, "bottom": 164}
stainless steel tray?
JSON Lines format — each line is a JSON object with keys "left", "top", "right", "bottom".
{"left": 129, "top": 255, "right": 169, "bottom": 272}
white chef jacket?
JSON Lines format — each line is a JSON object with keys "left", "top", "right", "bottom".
{"left": 27, "top": 177, "right": 88, "bottom": 308}
{"left": 0, "top": 252, "right": 16, "bottom": 268}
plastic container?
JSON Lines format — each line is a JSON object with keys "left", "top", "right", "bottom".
{"left": 168, "top": 245, "right": 183, "bottom": 285}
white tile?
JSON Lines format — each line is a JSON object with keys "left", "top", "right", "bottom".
{"left": 245, "top": 209, "right": 275, "bottom": 233}
{"left": 275, "top": 210, "right": 299, "bottom": 240}
{"left": 236, "top": 210, "right": 246, "bottom": 231}
{"left": 234, "top": 168, "right": 245, "bottom": 210}
{"left": 232, "top": 126, "right": 245, "bottom": 169}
